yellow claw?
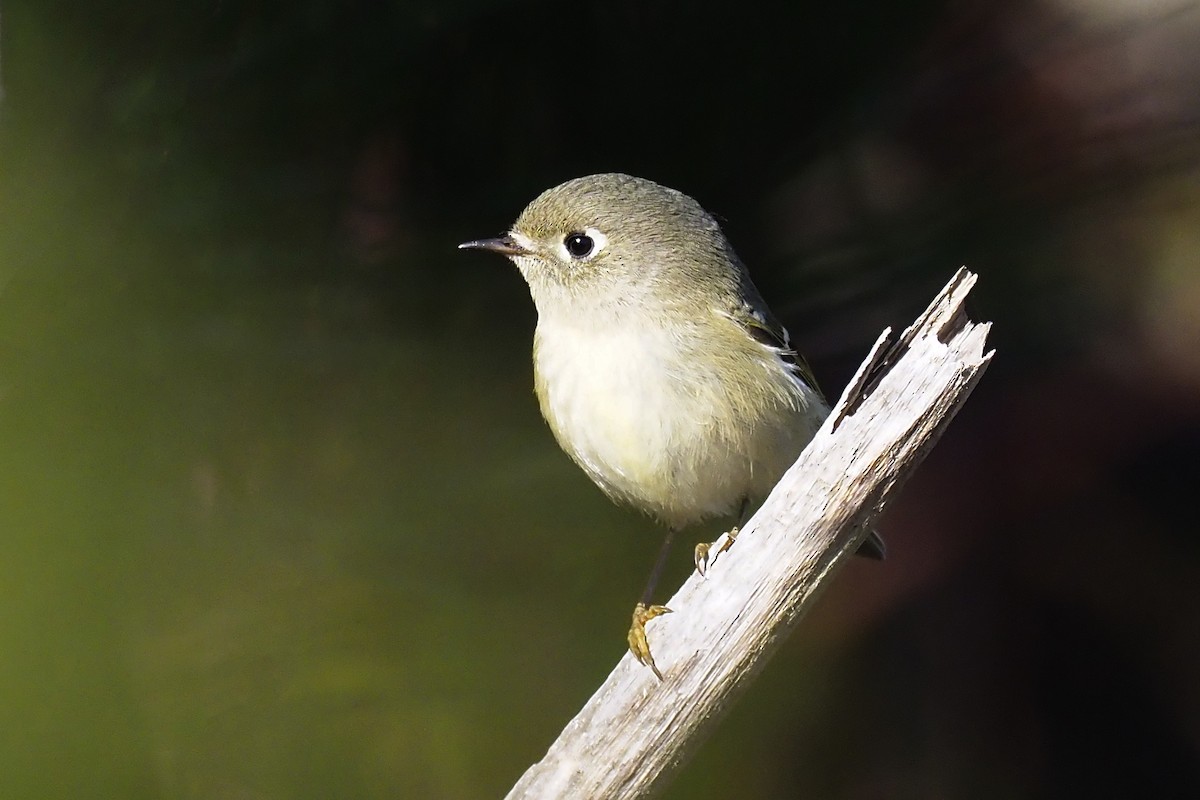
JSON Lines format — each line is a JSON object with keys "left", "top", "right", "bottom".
{"left": 628, "top": 602, "right": 672, "bottom": 680}
{"left": 694, "top": 526, "right": 740, "bottom": 577}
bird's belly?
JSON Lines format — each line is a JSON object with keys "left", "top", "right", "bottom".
{"left": 532, "top": 322, "right": 813, "bottom": 527}
{"left": 537, "top": 327, "right": 688, "bottom": 483}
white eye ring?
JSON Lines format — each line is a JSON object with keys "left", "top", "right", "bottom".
{"left": 557, "top": 228, "right": 608, "bottom": 262}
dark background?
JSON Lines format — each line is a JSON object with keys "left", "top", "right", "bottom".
{"left": 2, "top": 1, "right": 1198, "bottom": 798}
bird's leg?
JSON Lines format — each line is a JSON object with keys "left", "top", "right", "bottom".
{"left": 694, "top": 498, "right": 751, "bottom": 577}
{"left": 628, "top": 526, "right": 676, "bottom": 680}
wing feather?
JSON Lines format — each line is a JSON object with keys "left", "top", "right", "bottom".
{"left": 735, "top": 301, "right": 824, "bottom": 400}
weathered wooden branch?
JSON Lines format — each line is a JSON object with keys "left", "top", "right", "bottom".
{"left": 504, "top": 268, "right": 994, "bottom": 800}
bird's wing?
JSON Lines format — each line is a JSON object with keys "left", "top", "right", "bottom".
{"left": 734, "top": 300, "right": 825, "bottom": 401}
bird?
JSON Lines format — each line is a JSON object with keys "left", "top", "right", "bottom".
{"left": 460, "top": 173, "right": 884, "bottom": 679}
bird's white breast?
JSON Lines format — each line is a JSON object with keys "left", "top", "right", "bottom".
{"left": 534, "top": 316, "right": 682, "bottom": 490}
{"left": 531, "top": 311, "right": 823, "bottom": 527}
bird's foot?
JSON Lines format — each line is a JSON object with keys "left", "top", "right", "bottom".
{"left": 694, "top": 526, "right": 740, "bottom": 577}
{"left": 628, "top": 602, "right": 672, "bottom": 680}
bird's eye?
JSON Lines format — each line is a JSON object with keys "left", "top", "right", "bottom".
{"left": 556, "top": 228, "right": 608, "bottom": 263}
{"left": 564, "top": 232, "right": 594, "bottom": 259}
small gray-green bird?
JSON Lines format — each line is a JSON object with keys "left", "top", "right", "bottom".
{"left": 460, "top": 174, "right": 884, "bottom": 678}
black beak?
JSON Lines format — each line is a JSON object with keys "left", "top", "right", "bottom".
{"left": 457, "top": 234, "right": 528, "bottom": 256}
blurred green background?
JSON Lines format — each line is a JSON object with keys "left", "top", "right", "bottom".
{"left": 2, "top": 1, "right": 1199, "bottom": 798}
